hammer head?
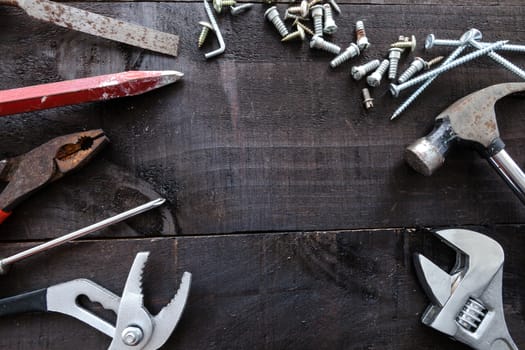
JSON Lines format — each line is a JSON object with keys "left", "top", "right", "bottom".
{"left": 406, "top": 82, "right": 525, "bottom": 176}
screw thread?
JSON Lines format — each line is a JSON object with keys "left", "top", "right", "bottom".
{"left": 198, "top": 27, "right": 210, "bottom": 48}
{"left": 282, "top": 30, "right": 302, "bottom": 42}
{"left": 426, "top": 55, "right": 444, "bottom": 67}
{"left": 469, "top": 40, "right": 525, "bottom": 80}
{"left": 355, "top": 21, "right": 366, "bottom": 40}
{"left": 324, "top": 4, "right": 334, "bottom": 22}
{"left": 222, "top": 0, "right": 236, "bottom": 5}
{"left": 313, "top": 16, "right": 323, "bottom": 36}
{"left": 398, "top": 62, "right": 420, "bottom": 83}
{"left": 318, "top": 39, "right": 341, "bottom": 54}
{"left": 391, "top": 41, "right": 413, "bottom": 48}
{"left": 360, "top": 59, "right": 380, "bottom": 74}
{"left": 271, "top": 16, "right": 289, "bottom": 37}
{"left": 287, "top": 5, "right": 302, "bottom": 14}
{"left": 388, "top": 58, "right": 400, "bottom": 80}
{"left": 328, "top": 0, "right": 341, "bottom": 14}
{"left": 376, "top": 59, "right": 390, "bottom": 75}
{"left": 329, "top": 45, "right": 358, "bottom": 67}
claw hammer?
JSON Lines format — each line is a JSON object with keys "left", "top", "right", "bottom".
{"left": 405, "top": 82, "right": 525, "bottom": 204}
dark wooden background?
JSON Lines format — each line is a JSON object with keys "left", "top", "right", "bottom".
{"left": 0, "top": 0, "right": 524, "bottom": 349}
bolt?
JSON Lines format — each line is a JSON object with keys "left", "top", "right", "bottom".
{"left": 310, "top": 5, "right": 324, "bottom": 37}
{"left": 389, "top": 40, "right": 507, "bottom": 97}
{"left": 362, "top": 88, "right": 374, "bottom": 109}
{"left": 282, "top": 26, "right": 305, "bottom": 42}
{"left": 197, "top": 21, "right": 214, "bottom": 48}
{"left": 122, "top": 326, "right": 144, "bottom": 346}
{"left": 295, "top": 20, "right": 315, "bottom": 36}
{"left": 329, "top": 43, "right": 360, "bottom": 68}
{"left": 388, "top": 48, "right": 404, "bottom": 80}
{"left": 397, "top": 56, "right": 444, "bottom": 83}
{"left": 366, "top": 59, "right": 389, "bottom": 87}
{"left": 355, "top": 21, "right": 370, "bottom": 50}
{"left": 230, "top": 3, "right": 253, "bottom": 15}
{"left": 287, "top": 0, "right": 309, "bottom": 17}
{"left": 322, "top": 4, "right": 337, "bottom": 35}
{"left": 327, "top": 0, "right": 341, "bottom": 14}
{"left": 351, "top": 59, "right": 380, "bottom": 80}
{"left": 391, "top": 35, "right": 416, "bottom": 52}
{"left": 265, "top": 6, "right": 289, "bottom": 38}
{"left": 310, "top": 35, "right": 341, "bottom": 54}
{"left": 213, "top": 0, "right": 236, "bottom": 13}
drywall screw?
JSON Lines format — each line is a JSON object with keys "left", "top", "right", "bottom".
{"left": 388, "top": 47, "right": 404, "bottom": 80}
{"left": 265, "top": 6, "right": 289, "bottom": 38}
{"left": 426, "top": 33, "right": 525, "bottom": 54}
{"left": 197, "top": 21, "right": 214, "bottom": 48}
{"left": 284, "top": 10, "right": 304, "bottom": 21}
{"left": 322, "top": 4, "right": 337, "bottom": 35}
{"left": 295, "top": 20, "right": 315, "bottom": 36}
{"left": 327, "top": 0, "right": 341, "bottom": 14}
{"left": 329, "top": 43, "right": 360, "bottom": 68}
{"left": 287, "top": 0, "right": 309, "bottom": 17}
{"left": 351, "top": 59, "right": 380, "bottom": 80}
{"left": 230, "top": 3, "right": 253, "bottom": 15}
{"left": 397, "top": 56, "right": 444, "bottom": 83}
{"left": 468, "top": 38, "right": 525, "bottom": 80}
{"left": 389, "top": 40, "right": 507, "bottom": 97}
{"left": 310, "top": 35, "right": 341, "bottom": 54}
{"left": 366, "top": 59, "right": 389, "bottom": 87}
{"left": 282, "top": 25, "right": 305, "bottom": 42}
{"left": 391, "top": 35, "right": 416, "bottom": 52}
{"left": 310, "top": 5, "right": 324, "bottom": 37}
{"left": 390, "top": 29, "right": 481, "bottom": 120}
{"left": 213, "top": 0, "right": 236, "bottom": 13}
{"left": 355, "top": 21, "right": 370, "bottom": 50}
{"left": 362, "top": 88, "right": 374, "bottom": 109}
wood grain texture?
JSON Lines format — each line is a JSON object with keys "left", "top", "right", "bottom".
{"left": 0, "top": 227, "right": 522, "bottom": 349}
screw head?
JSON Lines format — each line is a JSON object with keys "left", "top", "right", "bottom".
{"left": 389, "top": 83, "right": 401, "bottom": 97}
{"left": 366, "top": 73, "right": 380, "bottom": 87}
{"left": 264, "top": 6, "right": 279, "bottom": 20}
{"left": 299, "top": 0, "right": 309, "bottom": 17}
{"left": 309, "top": 34, "right": 323, "bottom": 48}
{"left": 310, "top": 4, "right": 323, "bottom": 17}
{"left": 425, "top": 34, "right": 436, "bottom": 50}
{"left": 460, "top": 28, "right": 482, "bottom": 44}
{"left": 351, "top": 66, "right": 366, "bottom": 80}
{"left": 122, "top": 326, "right": 144, "bottom": 346}
{"left": 198, "top": 21, "right": 214, "bottom": 30}
{"left": 409, "top": 35, "right": 417, "bottom": 51}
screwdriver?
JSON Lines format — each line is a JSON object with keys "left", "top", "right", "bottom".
{"left": 0, "top": 198, "right": 166, "bottom": 274}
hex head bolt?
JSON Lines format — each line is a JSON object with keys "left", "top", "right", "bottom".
{"left": 287, "top": 0, "right": 309, "bottom": 18}
{"left": 388, "top": 48, "right": 404, "bottom": 80}
{"left": 397, "top": 56, "right": 444, "bottom": 83}
{"left": 355, "top": 21, "right": 370, "bottom": 50}
{"left": 213, "top": 0, "right": 236, "bottom": 13}
{"left": 198, "top": 21, "right": 214, "bottom": 48}
{"left": 322, "top": 4, "right": 337, "bottom": 35}
{"left": 426, "top": 33, "right": 525, "bottom": 53}
{"left": 230, "top": 3, "right": 254, "bottom": 15}
{"left": 389, "top": 40, "right": 507, "bottom": 97}
{"left": 362, "top": 88, "right": 374, "bottom": 109}
{"left": 366, "top": 59, "right": 389, "bottom": 87}
{"left": 310, "top": 35, "right": 341, "bottom": 54}
{"left": 391, "top": 35, "right": 416, "bottom": 52}
{"left": 282, "top": 25, "right": 305, "bottom": 42}
{"left": 310, "top": 5, "right": 324, "bottom": 37}
{"left": 351, "top": 59, "right": 380, "bottom": 80}
{"left": 329, "top": 43, "right": 360, "bottom": 68}
{"left": 265, "top": 6, "right": 289, "bottom": 38}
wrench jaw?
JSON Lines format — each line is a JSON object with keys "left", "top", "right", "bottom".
{"left": 414, "top": 229, "right": 517, "bottom": 350}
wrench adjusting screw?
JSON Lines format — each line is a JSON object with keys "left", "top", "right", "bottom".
{"left": 456, "top": 298, "right": 488, "bottom": 332}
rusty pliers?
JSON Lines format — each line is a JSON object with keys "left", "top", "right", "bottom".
{"left": 0, "top": 129, "right": 109, "bottom": 223}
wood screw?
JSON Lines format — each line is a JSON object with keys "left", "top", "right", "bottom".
{"left": 310, "top": 35, "right": 341, "bottom": 54}
{"left": 330, "top": 43, "right": 360, "bottom": 68}
{"left": 310, "top": 5, "right": 324, "bottom": 37}
{"left": 398, "top": 56, "right": 443, "bottom": 83}
{"left": 355, "top": 21, "right": 370, "bottom": 50}
{"left": 323, "top": 4, "right": 337, "bottom": 35}
{"left": 388, "top": 48, "right": 404, "bottom": 80}
{"left": 198, "top": 21, "right": 214, "bottom": 48}
{"left": 351, "top": 59, "right": 380, "bottom": 80}
{"left": 265, "top": 6, "right": 289, "bottom": 38}
{"left": 366, "top": 59, "right": 389, "bottom": 87}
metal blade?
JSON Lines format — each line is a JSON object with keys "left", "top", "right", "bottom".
{"left": 15, "top": 0, "right": 179, "bottom": 56}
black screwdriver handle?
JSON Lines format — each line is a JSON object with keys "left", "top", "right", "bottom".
{"left": 0, "top": 288, "right": 47, "bottom": 317}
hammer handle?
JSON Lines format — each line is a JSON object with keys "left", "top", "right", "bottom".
{"left": 488, "top": 149, "right": 525, "bottom": 205}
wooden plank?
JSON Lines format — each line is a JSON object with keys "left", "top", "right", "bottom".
{"left": 0, "top": 227, "right": 522, "bottom": 349}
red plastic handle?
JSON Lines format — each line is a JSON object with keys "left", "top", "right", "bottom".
{"left": 0, "top": 210, "right": 11, "bottom": 224}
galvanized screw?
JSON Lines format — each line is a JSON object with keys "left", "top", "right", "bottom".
{"left": 322, "top": 4, "right": 337, "bottom": 35}
{"left": 122, "top": 326, "right": 144, "bottom": 346}
{"left": 388, "top": 48, "right": 404, "bottom": 80}
{"left": 327, "top": 0, "right": 341, "bottom": 14}
{"left": 287, "top": 0, "right": 309, "bottom": 17}
{"left": 230, "top": 3, "right": 253, "bottom": 15}
{"left": 310, "top": 35, "right": 341, "bottom": 54}
{"left": 307, "top": 0, "right": 322, "bottom": 8}
{"left": 295, "top": 20, "right": 315, "bottom": 36}
{"left": 284, "top": 10, "right": 304, "bottom": 21}
{"left": 366, "top": 59, "right": 389, "bottom": 87}
{"left": 213, "top": 0, "right": 236, "bottom": 13}
{"left": 362, "top": 88, "right": 374, "bottom": 109}
{"left": 310, "top": 5, "right": 324, "bottom": 37}
{"left": 391, "top": 35, "right": 416, "bottom": 52}
{"left": 397, "top": 56, "right": 444, "bottom": 83}
{"left": 265, "top": 6, "right": 289, "bottom": 38}
{"left": 198, "top": 21, "right": 214, "bottom": 48}
{"left": 282, "top": 25, "right": 305, "bottom": 42}
{"left": 355, "top": 21, "right": 370, "bottom": 50}
{"left": 351, "top": 59, "right": 380, "bottom": 80}
{"left": 468, "top": 38, "right": 525, "bottom": 80}
{"left": 329, "top": 43, "right": 360, "bottom": 68}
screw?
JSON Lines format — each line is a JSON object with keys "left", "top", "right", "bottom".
{"left": 398, "top": 35, "right": 410, "bottom": 42}
{"left": 397, "top": 56, "right": 444, "bottom": 83}
{"left": 307, "top": 0, "right": 322, "bottom": 8}
{"left": 390, "top": 29, "right": 481, "bottom": 119}
{"left": 425, "top": 30, "right": 483, "bottom": 49}
{"left": 327, "top": 0, "right": 341, "bottom": 14}
{"left": 468, "top": 38, "right": 525, "bottom": 80}
{"left": 366, "top": 59, "right": 389, "bottom": 87}
{"left": 388, "top": 48, "right": 404, "bottom": 80}
{"left": 389, "top": 40, "right": 507, "bottom": 97}
{"left": 284, "top": 10, "right": 304, "bottom": 21}
{"left": 282, "top": 25, "right": 305, "bottom": 42}
{"left": 329, "top": 43, "right": 360, "bottom": 68}
{"left": 310, "top": 35, "right": 341, "bottom": 54}
{"left": 230, "top": 3, "right": 253, "bottom": 15}
{"left": 310, "top": 5, "right": 324, "bottom": 37}
{"left": 351, "top": 59, "right": 380, "bottom": 80}
{"left": 197, "top": 21, "right": 214, "bottom": 48}
{"left": 213, "top": 0, "right": 236, "bottom": 13}
{"left": 122, "top": 326, "right": 144, "bottom": 346}
{"left": 295, "top": 20, "right": 315, "bottom": 36}
{"left": 322, "top": 4, "right": 337, "bottom": 35}
{"left": 287, "top": 0, "right": 309, "bottom": 17}
{"left": 362, "top": 88, "right": 374, "bottom": 109}
{"left": 265, "top": 6, "right": 289, "bottom": 38}
{"left": 391, "top": 35, "right": 416, "bottom": 52}
{"left": 355, "top": 21, "right": 370, "bottom": 50}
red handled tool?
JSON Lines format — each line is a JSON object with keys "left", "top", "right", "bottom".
{"left": 0, "top": 70, "right": 183, "bottom": 116}
{"left": 0, "top": 129, "right": 109, "bottom": 223}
